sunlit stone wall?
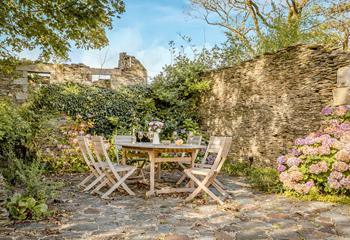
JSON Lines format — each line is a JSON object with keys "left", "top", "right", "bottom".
{"left": 200, "top": 44, "right": 350, "bottom": 166}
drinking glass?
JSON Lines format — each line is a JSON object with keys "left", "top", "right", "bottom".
{"left": 138, "top": 131, "right": 144, "bottom": 142}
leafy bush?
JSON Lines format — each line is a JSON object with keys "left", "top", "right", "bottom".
{"left": 14, "top": 160, "right": 62, "bottom": 202}
{"left": 0, "top": 100, "right": 31, "bottom": 172}
{"left": 28, "top": 115, "right": 91, "bottom": 172}
{"left": 6, "top": 194, "right": 49, "bottom": 221}
{"left": 223, "top": 161, "right": 283, "bottom": 193}
{"left": 29, "top": 83, "right": 156, "bottom": 136}
{"left": 248, "top": 167, "right": 283, "bottom": 193}
{"left": 5, "top": 160, "right": 62, "bottom": 221}
{"left": 151, "top": 54, "right": 210, "bottom": 136}
{"left": 277, "top": 106, "right": 350, "bottom": 195}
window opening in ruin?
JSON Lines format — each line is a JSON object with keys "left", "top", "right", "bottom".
{"left": 28, "top": 71, "right": 51, "bottom": 84}
{"left": 91, "top": 74, "right": 111, "bottom": 82}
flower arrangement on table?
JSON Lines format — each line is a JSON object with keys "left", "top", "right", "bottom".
{"left": 277, "top": 105, "right": 350, "bottom": 195}
{"left": 148, "top": 120, "right": 164, "bottom": 144}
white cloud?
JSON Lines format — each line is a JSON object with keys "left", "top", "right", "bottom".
{"left": 69, "top": 27, "right": 172, "bottom": 79}
{"left": 73, "top": 27, "right": 143, "bottom": 68}
{"left": 135, "top": 45, "right": 171, "bottom": 79}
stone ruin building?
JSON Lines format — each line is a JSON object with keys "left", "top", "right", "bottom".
{"left": 0, "top": 52, "right": 147, "bottom": 102}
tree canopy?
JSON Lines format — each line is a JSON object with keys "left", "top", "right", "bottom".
{"left": 0, "top": 0, "right": 125, "bottom": 72}
{"left": 189, "top": 0, "right": 350, "bottom": 57}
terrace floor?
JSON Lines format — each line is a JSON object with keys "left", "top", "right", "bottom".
{"left": 1, "top": 173, "right": 350, "bottom": 240}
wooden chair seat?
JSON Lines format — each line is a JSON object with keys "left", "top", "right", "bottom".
{"left": 186, "top": 168, "right": 212, "bottom": 176}
{"left": 97, "top": 162, "right": 134, "bottom": 171}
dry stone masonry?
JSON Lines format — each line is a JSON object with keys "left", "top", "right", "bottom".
{"left": 200, "top": 44, "right": 350, "bottom": 167}
{"left": 1, "top": 52, "right": 147, "bottom": 102}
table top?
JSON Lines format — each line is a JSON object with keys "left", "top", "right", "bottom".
{"left": 118, "top": 142, "right": 206, "bottom": 150}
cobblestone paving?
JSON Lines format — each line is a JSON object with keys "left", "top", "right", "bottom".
{"left": 1, "top": 173, "right": 350, "bottom": 240}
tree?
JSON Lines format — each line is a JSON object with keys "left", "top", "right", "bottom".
{"left": 189, "top": 0, "right": 350, "bottom": 56}
{"left": 0, "top": 0, "right": 125, "bottom": 73}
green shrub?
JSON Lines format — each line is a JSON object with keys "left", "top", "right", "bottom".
{"left": 6, "top": 194, "right": 49, "bottom": 221}
{"left": 29, "top": 83, "right": 156, "bottom": 136}
{"left": 223, "top": 161, "right": 283, "bottom": 193}
{"left": 14, "top": 160, "right": 62, "bottom": 202}
{"left": 222, "top": 161, "right": 251, "bottom": 176}
{"left": 248, "top": 167, "right": 283, "bottom": 193}
{"left": 0, "top": 100, "right": 31, "bottom": 173}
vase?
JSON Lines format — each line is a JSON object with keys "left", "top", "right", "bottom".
{"left": 153, "top": 131, "right": 160, "bottom": 144}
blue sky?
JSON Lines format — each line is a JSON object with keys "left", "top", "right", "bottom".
{"left": 67, "top": 0, "right": 227, "bottom": 78}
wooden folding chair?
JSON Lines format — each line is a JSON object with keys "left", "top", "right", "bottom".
{"left": 90, "top": 136, "right": 136, "bottom": 199}
{"left": 175, "top": 135, "right": 202, "bottom": 185}
{"left": 77, "top": 136, "right": 108, "bottom": 192}
{"left": 184, "top": 136, "right": 232, "bottom": 205}
{"left": 114, "top": 135, "right": 147, "bottom": 181}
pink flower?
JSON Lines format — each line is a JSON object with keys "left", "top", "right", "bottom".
{"left": 286, "top": 157, "right": 302, "bottom": 167}
{"left": 309, "top": 161, "right": 328, "bottom": 174}
{"left": 330, "top": 171, "right": 343, "bottom": 180}
{"left": 335, "top": 106, "right": 349, "bottom": 116}
{"left": 277, "top": 155, "right": 286, "bottom": 164}
{"left": 332, "top": 161, "right": 349, "bottom": 172}
{"left": 277, "top": 164, "right": 286, "bottom": 172}
{"left": 335, "top": 149, "right": 350, "bottom": 163}
{"left": 321, "top": 106, "right": 333, "bottom": 116}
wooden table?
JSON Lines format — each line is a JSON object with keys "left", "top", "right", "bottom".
{"left": 119, "top": 143, "right": 205, "bottom": 196}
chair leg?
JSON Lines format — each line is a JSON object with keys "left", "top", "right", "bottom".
{"left": 91, "top": 178, "right": 109, "bottom": 194}
{"left": 176, "top": 162, "right": 189, "bottom": 185}
{"left": 78, "top": 173, "right": 95, "bottom": 188}
{"left": 176, "top": 173, "right": 187, "bottom": 185}
{"left": 83, "top": 174, "right": 105, "bottom": 192}
{"left": 214, "top": 179, "right": 226, "bottom": 190}
{"left": 213, "top": 181, "right": 229, "bottom": 197}
{"left": 101, "top": 169, "right": 136, "bottom": 199}
{"left": 185, "top": 172, "right": 223, "bottom": 205}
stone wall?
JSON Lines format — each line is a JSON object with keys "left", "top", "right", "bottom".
{"left": 1, "top": 52, "right": 147, "bottom": 102}
{"left": 200, "top": 44, "right": 350, "bottom": 166}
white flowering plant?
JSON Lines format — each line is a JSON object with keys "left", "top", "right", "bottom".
{"left": 148, "top": 120, "right": 164, "bottom": 133}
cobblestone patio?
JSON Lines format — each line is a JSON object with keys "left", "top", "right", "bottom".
{"left": 1, "top": 173, "right": 350, "bottom": 240}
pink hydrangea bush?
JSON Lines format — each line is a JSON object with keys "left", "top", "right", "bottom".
{"left": 277, "top": 106, "right": 350, "bottom": 195}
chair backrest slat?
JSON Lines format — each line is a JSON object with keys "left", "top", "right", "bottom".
{"left": 114, "top": 135, "right": 135, "bottom": 164}
{"left": 77, "top": 136, "right": 103, "bottom": 175}
{"left": 91, "top": 136, "right": 115, "bottom": 171}
{"left": 211, "top": 137, "right": 233, "bottom": 173}
{"left": 201, "top": 136, "right": 226, "bottom": 164}
{"left": 187, "top": 135, "right": 202, "bottom": 145}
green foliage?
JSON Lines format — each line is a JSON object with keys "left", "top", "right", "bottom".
{"left": 0, "top": 0, "right": 125, "bottom": 73}
{"left": 248, "top": 167, "right": 283, "bottom": 193}
{"left": 285, "top": 190, "right": 350, "bottom": 204}
{"left": 28, "top": 83, "right": 156, "bottom": 136}
{"left": 14, "top": 160, "right": 62, "bottom": 202}
{"left": 6, "top": 194, "right": 49, "bottom": 221}
{"left": 152, "top": 47, "right": 210, "bottom": 136}
{"left": 223, "top": 161, "right": 283, "bottom": 193}
{"left": 0, "top": 100, "right": 31, "bottom": 174}
{"left": 28, "top": 115, "right": 90, "bottom": 173}
{"left": 257, "top": 17, "right": 312, "bottom": 54}
{"left": 222, "top": 161, "right": 251, "bottom": 177}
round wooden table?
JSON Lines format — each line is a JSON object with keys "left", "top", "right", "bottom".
{"left": 118, "top": 143, "right": 206, "bottom": 196}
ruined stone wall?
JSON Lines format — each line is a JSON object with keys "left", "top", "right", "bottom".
{"left": 1, "top": 53, "right": 147, "bottom": 102}
{"left": 200, "top": 44, "right": 350, "bottom": 166}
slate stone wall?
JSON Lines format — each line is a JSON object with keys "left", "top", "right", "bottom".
{"left": 0, "top": 53, "right": 147, "bottom": 102}
{"left": 200, "top": 44, "right": 350, "bottom": 166}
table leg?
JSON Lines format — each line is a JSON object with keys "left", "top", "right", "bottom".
{"left": 121, "top": 149, "right": 126, "bottom": 165}
{"left": 146, "top": 151, "right": 155, "bottom": 196}
{"left": 189, "top": 149, "right": 198, "bottom": 188}
{"left": 156, "top": 163, "right": 161, "bottom": 180}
